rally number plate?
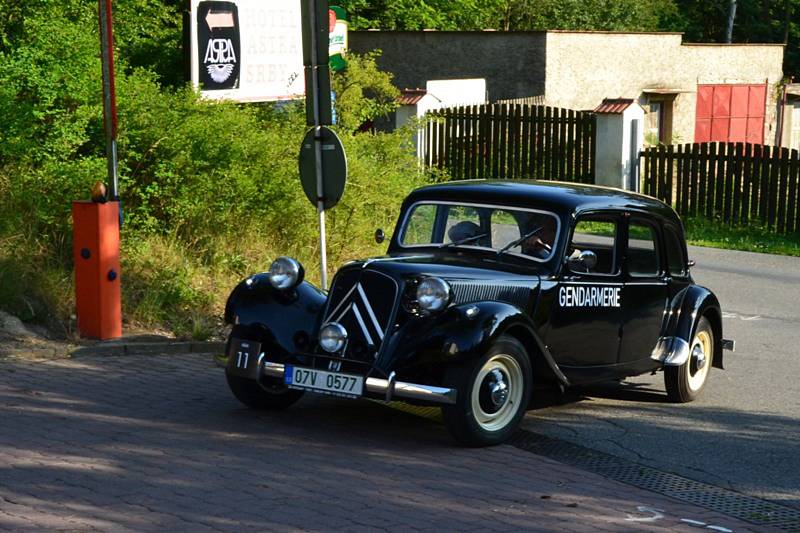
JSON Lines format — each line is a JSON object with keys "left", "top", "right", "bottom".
{"left": 226, "top": 338, "right": 261, "bottom": 380}
{"left": 285, "top": 366, "right": 364, "bottom": 398}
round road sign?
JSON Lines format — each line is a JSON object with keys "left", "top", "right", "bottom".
{"left": 298, "top": 126, "right": 347, "bottom": 210}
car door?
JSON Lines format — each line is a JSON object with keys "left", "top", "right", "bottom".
{"left": 617, "top": 215, "right": 670, "bottom": 364}
{"left": 545, "top": 212, "right": 623, "bottom": 367}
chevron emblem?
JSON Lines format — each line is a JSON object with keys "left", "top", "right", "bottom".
{"left": 324, "top": 282, "right": 386, "bottom": 347}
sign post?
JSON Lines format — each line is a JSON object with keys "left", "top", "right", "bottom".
{"left": 300, "top": 0, "right": 337, "bottom": 290}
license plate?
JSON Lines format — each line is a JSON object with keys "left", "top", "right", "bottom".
{"left": 227, "top": 338, "right": 261, "bottom": 380}
{"left": 285, "top": 365, "right": 363, "bottom": 398}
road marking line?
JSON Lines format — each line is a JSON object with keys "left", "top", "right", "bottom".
{"left": 681, "top": 518, "right": 707, "bottom": 526}
{"left": 625, "top": 506, "right": 665, "bottom": 522}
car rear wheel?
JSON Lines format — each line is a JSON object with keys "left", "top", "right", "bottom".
{"left": 225, "top": 372, "right": 305, "bottom": 410}
{"left": 442, "top": 335, "right": 532, "bottom": 446}
{"left": 664, "top": 316, "right": 713, "bottom": 403}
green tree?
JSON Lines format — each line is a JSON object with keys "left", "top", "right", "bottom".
{"left": 335, "top": 0, "right": 502, "bottom": 30}
{"left": 497, "top": 0, "right": 679, "bottom": 31}
{"left": 331, "top": 51, "right": 399, "bottom": 131}
{"left": 335, "top": 0, "right": 679, "bottom": 32}
{"left": 666, "top": 0, "right": 799, "bottom": 76}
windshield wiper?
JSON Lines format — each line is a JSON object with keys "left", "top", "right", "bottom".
{"left": 439, "top": 233, "right": 489, "bottom": 249}
{"left": 497, "top": 226, "right": 542, "bottom": 255}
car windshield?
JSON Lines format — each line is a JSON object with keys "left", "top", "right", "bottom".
{"left": 399, "top": 202, "right": 560, "bottom": 262}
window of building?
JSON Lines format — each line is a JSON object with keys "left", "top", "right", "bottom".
{"left": 643, "top": 93, "right": 675, "bottom": 145}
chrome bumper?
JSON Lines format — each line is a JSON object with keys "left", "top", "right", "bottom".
{"left": 651, "top": 336, "right": 736, "bottom": 366}
{"left": 263, "top": 362, "right": 457, "bottom": 405}
{"left": 651, "top": 336, "right": 691, "bottom": 366}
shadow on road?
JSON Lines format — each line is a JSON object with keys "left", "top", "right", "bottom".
{"left": 1, "top": 354, "right": 797, "bottom": 531}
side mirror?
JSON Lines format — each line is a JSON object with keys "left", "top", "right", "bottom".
{"left": 687, "top": 259, "right": 696, "bottom": 269}
{"left": 375, "top": 228, "right": 386, "bottom": 244}
{"left": 568, "top": 250, "right": 598, "bottom": 272}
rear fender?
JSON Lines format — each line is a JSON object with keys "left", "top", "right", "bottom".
{"left": 653, "top": 285, "right": 724, "bottom": 369}
{"left": 384, "top": 301, "right": 568, "bottom": 386}
{"left": 224, "top": 274, "right": 327, "bottom": 356}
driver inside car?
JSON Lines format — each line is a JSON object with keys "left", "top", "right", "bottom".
{"left": 520, "top": 215, "right": 557, "bottom": 259}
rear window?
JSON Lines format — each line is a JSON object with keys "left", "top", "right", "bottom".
{"left": 628, "top": 220, "right": 660, "bottom": 277}
{"left": 665, "top": 226, "right": 686, "bottom": 276}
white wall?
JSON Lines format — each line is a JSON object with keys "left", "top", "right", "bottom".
{"left": 423, "top": 79, "right": 487, "bottom": 114}
{"left": 544, "top": 32, "right": 784, "bottom": 143}
{"left": 595, "top": 104, "right": 645, "bottom": 190}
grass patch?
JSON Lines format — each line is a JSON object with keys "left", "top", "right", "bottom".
{"left": 683, "top": 217, "right": 800, "bottom": 257}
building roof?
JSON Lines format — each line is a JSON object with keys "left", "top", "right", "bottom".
{"left": 593, "top": 98, "right": 635, "bottom": 114}
{"left": 398, "top": 89, "right": 427, "bottom": 106}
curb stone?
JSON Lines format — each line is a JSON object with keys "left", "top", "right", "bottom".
{"left": 0, "top": 347, "right": 67, "bottom": 360}
{"left": 70, "top": 341, "right": 226, "bottom": 358}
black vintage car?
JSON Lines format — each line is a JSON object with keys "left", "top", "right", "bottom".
{"left": 223, "top": 180, "right": 734, "bottom": 446}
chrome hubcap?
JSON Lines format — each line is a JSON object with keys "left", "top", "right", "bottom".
{"left": 687, "top": 329, "right": 712, "bottom": 392}
{"left": 488, "top": 369, "right": 509, "bottom": 408}
{"left": 471, "top": 354, "right": 525, "bottom": 432}
{"left": 691, "top": 344, "right": 706, "bottom": 372}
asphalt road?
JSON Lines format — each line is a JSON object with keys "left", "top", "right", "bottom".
{"left": 1, "top": 353, "right": 762, "bottom": 532}
{"left": 521, "top": 245, "right": 800, "bottom": 509}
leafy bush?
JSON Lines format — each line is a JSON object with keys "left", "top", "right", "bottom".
{"left": 0, "top": 1, "right": 427, "bottom": 337}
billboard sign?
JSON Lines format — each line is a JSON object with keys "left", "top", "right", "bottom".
{"left": 328, "top": 6, "right": 348, "bottom": 72}
{"left": 190, "top": 0, "right": 304, "bottom": 102}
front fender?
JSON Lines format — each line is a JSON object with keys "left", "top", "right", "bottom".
{"left": 653, "top": 285, "right": 724, "bottom": 369}
{"left": 382, "top": 301, "right": 568, "bottom": 385}
{"left": 224, "top": 274, "right": 327, "bottom": 356}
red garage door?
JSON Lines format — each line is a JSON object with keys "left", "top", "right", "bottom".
{"left": 695, "top": 84, "right": 766, "bottom": 144}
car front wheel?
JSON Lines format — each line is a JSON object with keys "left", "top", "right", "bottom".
{"left": 664, "top": 316, "right": 714, "bottom": 403}
{"left": 442, "top": 335, "right": 532, "bottom": 446}
{"left": 225, "top": 373, "right": 304, "bottom": 410}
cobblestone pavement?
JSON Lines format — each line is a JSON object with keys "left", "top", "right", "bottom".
{"left": 0, "top": 354, "right": 774, "bottom": 532}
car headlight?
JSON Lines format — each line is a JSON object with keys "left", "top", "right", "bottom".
{"left": 319, "top": 322, "right": 347, "bottom": 353}
{"left": 268, "top": 257, "right": 304, "bottom": 290}
{"left": 416, "top": 277, "right": 451, "bottom": 312}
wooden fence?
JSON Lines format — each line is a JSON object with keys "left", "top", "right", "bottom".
{"left": 422, "top": 104, "right": 595, "bottom": 183}
{"left": 641, "top": 142, "right": 800, "bottom": 234}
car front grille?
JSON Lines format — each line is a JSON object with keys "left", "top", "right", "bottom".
{"left": 449, "top": 280, "right": 532, "bottom": 310}
{"left": 321, "top": 268, "right": 399, "bottom": 363}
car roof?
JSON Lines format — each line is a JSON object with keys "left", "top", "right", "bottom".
{"left": 405, "top": 179, "right": 681, "bottom": 225}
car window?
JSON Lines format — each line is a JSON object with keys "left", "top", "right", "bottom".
{"left": 664, "top": 226, "right": 686, "bottom": 276}
{"left": 401, "top": 204, "right": 437, "bottom": 245}
{"left": 399, "top": 202, "right": 559, "bottom": 261}
{"left": 490, "top": 210, "right": 519, "bottom": 249}
{"left": 444, "top": 206, "right": 484, "bottom": 245}
{"left": 628, "top": 220, "right": 660, "bottom": 277}
{"left": 569, "top": 217, "right": 617, "bottom": 275}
